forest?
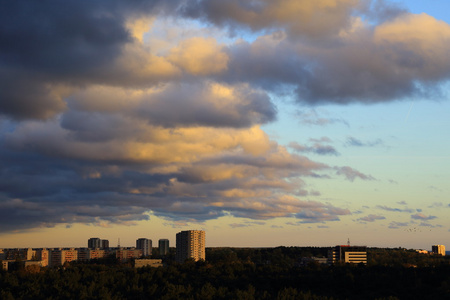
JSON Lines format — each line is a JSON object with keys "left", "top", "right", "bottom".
{"left": 1, "top": 247, "right": 450, "bottom": 299}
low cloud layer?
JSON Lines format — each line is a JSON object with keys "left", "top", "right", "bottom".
{"left": 1, "top": 0, "right": 449, "bottom": 233}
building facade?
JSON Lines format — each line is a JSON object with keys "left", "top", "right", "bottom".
{"left": 328, "top": 245, "right": 367, "bottom": 265}
{"left": 176, "top": 230, "right": 205, "bottom": 263}
{"left": 432, "top": 245, "right": 446, "bottom": 256}
{"left": 101, "top": 239, "right": 109, "bottom": 249}
{"left": 50, "top": 248, "right": 78, "bottom": 266}
{"left": 159, "top": 239, "right": 169, "bottom": 255}
{"left": 136, "top": 238, "right": 152, "bottom": 257}
{"left": 115, "top": 248, "right": 143, "bottom": 261}
{"left": 88, "top": 238, "right": 101, "bottom": 249}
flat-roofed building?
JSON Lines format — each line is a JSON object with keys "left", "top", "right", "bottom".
{"left": 134, "top": 259, "right": 163, "bottom": 268}
{"left": 136, "top": 238, "right": 152, "bottom": 257}
{"left": 88, "top": 238, "right": 101, "bottom": 249}
{"left": 35, "top": 248, "right": 49, "bottom": 267}
{"left": 432, "top": 245, "right": 446, "bottom": 256}
{"left": 78, "top": 248, "right": 107, "bottom": 261}
{"left": 159, "top": 239, "right": 169, "bottom": 256}
{"left": 1, "top": 260, "right": 10, "bottom": 271}
{"left": 328, "top": 245, "right": 367, "bottom": 265}
{"left": 101, "top": 240, "right": 109, "bottom": 249}
{"left": 50, "top": 248, "right": 78, "bottom": 266}
{"left": 176, "top": 230, "right": 205, "bottom": 263}
{"left": 115, "top": 248, "right": 143, "bottom": 261}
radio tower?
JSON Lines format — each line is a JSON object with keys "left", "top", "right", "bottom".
{"left": 118, "top": 238, "right": 121, "bottom": 248}
{"left": 347, "top": 238, "right": 350, "bottom": 246}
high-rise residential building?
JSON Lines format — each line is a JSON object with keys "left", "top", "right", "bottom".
{"left": 328, "top": 245, "right": 367, "bottom": 265}
{"left": 136, "top": 238, "right": 152, "bottom": 256}
{"left": 88, "top": 238, "right": 101, "bottom": 249}
{"left": 176, "top": 230, "right": 205, "bottom": 263}
{"left": 159, "top": 239, "right": 169, "bottom": 255}
{"left": 101, "top": 239, "right": 109, "bottom": 249}
{"left": 432, "top": 245, "right": 446, "bottom": 256}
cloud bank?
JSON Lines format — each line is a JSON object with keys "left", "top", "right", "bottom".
{"left": 1, "top": 0, "right": 449, "bottom": 232}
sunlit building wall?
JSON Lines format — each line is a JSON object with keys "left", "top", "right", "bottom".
{"left": 50, "top": 248, "right": 78, "bottom": 266}
{"left": 328, "top": 245, "right": 367, "bottom": 265}
{"left": 176, "top": 230, "right": 205, "bottom": 263}
{"left": 432, "top": 245, "right": 446, "bottom": 256}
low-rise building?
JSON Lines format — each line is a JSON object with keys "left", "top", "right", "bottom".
{"left": 134, "top": 259, "right": 163, "bottom": 268}
{"left": 50, "top": 248, "right": 78, "bottom": 266}
{"left": 328, "top": 245, "right": 367, "bottom": 265}
{"left": 115, "top": 248, "right": 143, "bottom": 261}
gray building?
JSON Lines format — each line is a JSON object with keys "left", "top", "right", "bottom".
{"left": 136, "top": 238, "right": 152, "bottom": 257}
{"left": 88, "top": 238, "right": 101, "bottom": 249}
{"left": 159, "top": 239, "right": 169, "bottom": 255}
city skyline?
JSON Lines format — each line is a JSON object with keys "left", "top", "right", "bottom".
{"left": 1, "top": 0, "right": 450, "bottom": 250}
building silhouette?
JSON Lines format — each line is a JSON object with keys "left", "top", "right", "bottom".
{"left": 88, "top": 238, "right": 101, "bottom": 249}
{"left": 159, "top": 239, "right": 169, "bottom": 255}
{"left": 136, "top": 238, "right": 152, "bottom": 256}
{"left": 176, "top": 230, "right": 205, "bottom": 263}
{"left": 101, "top": 239, "right": 109, "bottom": 249}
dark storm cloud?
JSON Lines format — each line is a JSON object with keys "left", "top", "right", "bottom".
{"left": 0, "top": 0, "right": 177, "bottom": 119}
{"left": 180, "top": 0, "right": 359, "bottom": 38}
{"left": 2, "top": 0, "right": 448, "bottom": 233}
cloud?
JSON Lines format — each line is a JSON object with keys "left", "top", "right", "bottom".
{"left": 411, "top": 213, "right": 437, "bottom": 221}
{"left": 358, "top": 214, "right": 386, "bottom": 222}
{"left": 388, "top": 221, "right": 409, "bottom": 229}
{"left": 2, "top": 0, "right": 449, "bottom": 233}
{"left": 335, "top": 166, "right": 375, "bottom": 181}
{"left": 181, "top": 0, "right": 360, "bottom": 38}
{"left": 296, "top": 109, "right": 349, "bottom": 127}
{"left": 377, "top": 205, "right": 414, "bottom": 213}
{"left": 289, "top": 138, "right": 340, "bottom": 156}
{"left": 294, "top": 202, "right": 351, "bottom": 223}
{"left": 346, "top": 137, "right": 383, "bottom": 147}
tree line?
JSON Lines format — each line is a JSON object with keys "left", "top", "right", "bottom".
{"left": 1, "top": 247, "right": 450, "bottom": 299}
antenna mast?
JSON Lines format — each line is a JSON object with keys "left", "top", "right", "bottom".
{"left": 347, "top": 238, "right": 350, "bottom": 246}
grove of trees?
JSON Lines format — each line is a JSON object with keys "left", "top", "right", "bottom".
{"left": 1, "top": 247, "right": 449, "bottom": 299}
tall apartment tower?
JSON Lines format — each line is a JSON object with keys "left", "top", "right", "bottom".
{"left": 101, "top": 239, "right": 109, "bottom": 249}
{"left": 159, "top": 239, "right": 169, "bottom": 255}
{"left": 176, "top": 230, "right": 205, "bottom": 263}
{"left": 432, "top": 245, "right": 446, "bottom": 256}
{"left": 136, "top": 238, "right": 152, "bottom": 257}
{"left": 88, "top": 238, "right": 101, "bottom": 249}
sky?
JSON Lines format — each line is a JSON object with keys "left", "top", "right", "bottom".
{"left": 1, "top": 0, "right": 450, "bottom": 250}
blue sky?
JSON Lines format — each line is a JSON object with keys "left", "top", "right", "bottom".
{"left": 0, "top": 0, "right": 449, "bottom": 250}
